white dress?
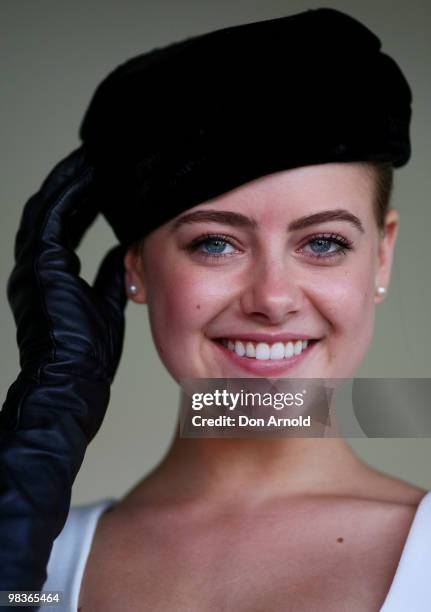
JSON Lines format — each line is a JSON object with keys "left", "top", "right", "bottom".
{"left": 41, "top": 492, "right": 431, "bottom": 611}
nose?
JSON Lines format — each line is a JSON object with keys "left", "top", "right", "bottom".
{"left": 240, "top": 253, "right": 302, "bottom": 324}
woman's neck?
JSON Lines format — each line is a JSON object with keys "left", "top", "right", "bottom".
{"left": 165, "top": 427, "right": 362, "bottom": 498}
{"left": 123, "top": 416, "right": 378, "bottom": 511}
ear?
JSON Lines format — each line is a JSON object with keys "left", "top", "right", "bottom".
{"left": 123, "top": 241, "right": 147, "bottom": 303}
{"left": 375, "top": 208, "right": 400, "bottom": 304}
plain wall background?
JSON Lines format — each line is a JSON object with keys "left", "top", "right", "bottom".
{"left": 1, "top": 0, "right": 430, "bottom": 505}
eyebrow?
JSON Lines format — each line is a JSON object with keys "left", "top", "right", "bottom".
{"left": 170, "top": 208, "right": 365, "bottom": 234}
{"left": 170, "top": 210, "right": 258, "bottom": 232}
{"left": 288, "top": 209, "right": 365, "bottom": 233}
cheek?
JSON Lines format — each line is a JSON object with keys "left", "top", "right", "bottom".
{"left": 313, "top": 248, "right": 375, "bottom": 323}
{"left": 310, "top": 267, "right": 376, "bottom": 372}
{"left": 320, "top": 278, "right": 373, "bottom": 328}
{"left": 145, "top": 260, "right": 226, "bottom": 348}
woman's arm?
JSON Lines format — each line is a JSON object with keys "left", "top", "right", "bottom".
{"left": 0, "top": 147, "right": 127, "bottom": 602}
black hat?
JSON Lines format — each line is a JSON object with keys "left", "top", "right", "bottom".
{"left": 80, "top": 7, "right": 412, "bottom": 246}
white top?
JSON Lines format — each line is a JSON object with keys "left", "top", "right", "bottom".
{"left": 41, "top": 492, "right": 431, "bottom": 611}
{"left": 41, "top": 498, "right": 116, "bottom": 611}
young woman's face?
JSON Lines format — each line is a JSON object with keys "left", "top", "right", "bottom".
{"left": 125, "top": 162, "right": 399, "bottom": 382}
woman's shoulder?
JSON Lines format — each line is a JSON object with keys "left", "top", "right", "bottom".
{"left": 41, "top": 498, "right": 116, "bottom": 610}
{"left": 349, "top": 462, "right": 428, "bottom": 507}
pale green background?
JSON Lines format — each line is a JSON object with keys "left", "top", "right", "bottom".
{"left": 1, "top": 0, "right": 430, "bottom": 505}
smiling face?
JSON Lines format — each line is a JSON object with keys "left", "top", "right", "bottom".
{"left": 124, "top": 162, "right": 399, "bottom": 382}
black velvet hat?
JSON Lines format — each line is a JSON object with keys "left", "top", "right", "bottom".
{"left": 79, "top": 7, "right": 412, "bottom": 246}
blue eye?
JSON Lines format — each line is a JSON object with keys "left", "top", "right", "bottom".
{"left": 310, "top": 238, "right": 339, "bottom": 253}
{"left": 187, "top": 234, "right": 237, "bottom": 259}
{"left": 301, "top": 234, "right": 353, "bottom": 258}
{"left": 186, "top": 232, "right": 353, "bottom": 262}
{"left": 202, "top": 237, "right": 232, "bottom": 254}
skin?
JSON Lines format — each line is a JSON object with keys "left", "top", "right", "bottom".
{"left": 79, "top": 163, "right": 426, "bottom": 611}
{"left": 125, "top": 162, "right": 396, "bottom": 381}
{"left": 121, "top": 161, "right": 405, "bottom": 500}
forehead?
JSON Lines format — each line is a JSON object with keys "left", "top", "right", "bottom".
{"left": 171, "top": 162, "right": 375, "bottom": 230}
{"left": 162, "top": 162, "right": 375, "bottom": 238}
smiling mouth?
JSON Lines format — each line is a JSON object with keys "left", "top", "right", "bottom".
{"left": 211, "top": 337, "right": 320, "bottom": 375}
{"left": 215, "top": 338, "right": 318, "bottom": 361}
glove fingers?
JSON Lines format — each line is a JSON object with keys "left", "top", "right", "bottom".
{"left": 15, "top": 148, "right": 85, "bottom": 252}
{"left": 35, "top": 147, "right": 88, "bottom": 202}
{"left": 93, "top": 245, "right": 128, "bottom": 377}
{"left": 14, "top": 147, "right": 98, "bottom": 262}
{"left": 93, "top": 244, "right": 128, "bottom": 312}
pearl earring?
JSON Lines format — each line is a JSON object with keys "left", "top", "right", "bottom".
{"left": 376, "top": 286, "right": 386, "bottom": 296}
{"left": 128, "top": 284, "right": 138, "bottom": 295}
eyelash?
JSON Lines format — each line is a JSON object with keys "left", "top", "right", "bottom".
{"left": 186, "top": 232, "right": 354, "bottom": 261}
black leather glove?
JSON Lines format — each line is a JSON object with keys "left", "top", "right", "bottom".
{"left": 0, "top": 146, "right": 128, "bottom": 598}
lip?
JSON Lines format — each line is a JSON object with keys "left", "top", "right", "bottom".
{"left": 214, "top": 332, "right": 317, "bottom": 343}
{"left": 212, "top": 338, "right": 318, "bottom": 376}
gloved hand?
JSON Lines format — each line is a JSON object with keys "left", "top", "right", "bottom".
{"left": 0, "top": 146, "right": 128, "bottom": 599}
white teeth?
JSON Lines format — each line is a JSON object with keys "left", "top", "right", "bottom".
{"left": 222, "top": 337, "right": 313, "bottom": 360}
{"left": 245, "top": 341, "right": 256, "bottom": 357}
{"left": 270, "top": 342, "right": 285, "bottom": 360}
{"left": 294, "top": 339, "right": 303, "bottom": 355}
{"left": 255, "top": 343, "right": 271, "bottom": 360}
{"left": 234, "top": 340, "right": 246, "bottom": 357}
{"left": 285, "top": 341, "right": 294, "bottom": 358}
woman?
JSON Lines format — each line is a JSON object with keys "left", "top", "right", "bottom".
{"left": 1, "top": 7, "right": 428, "bottom": 612}
{"left": 73, "top": 163, "right": 427, "bottom": 612}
